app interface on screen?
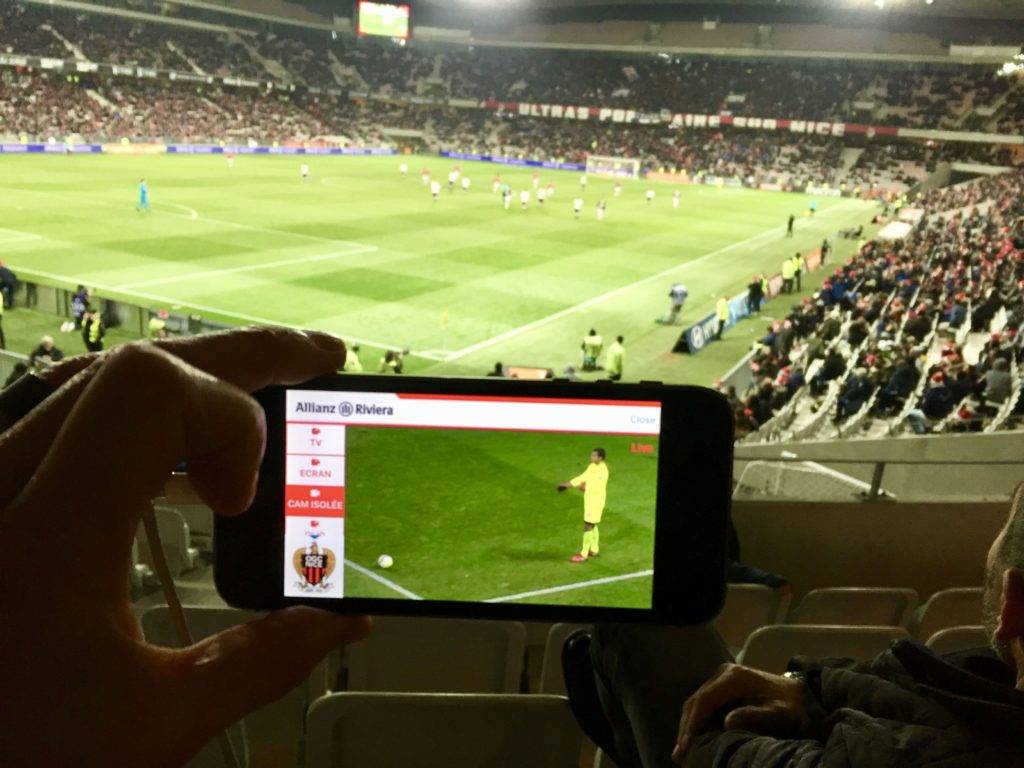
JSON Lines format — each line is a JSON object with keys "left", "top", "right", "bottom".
{"left": 283, "top": 391, "right": 660, "bottom": 609}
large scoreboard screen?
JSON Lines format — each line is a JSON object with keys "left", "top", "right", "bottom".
{"left": 357, "top": 1, "right": 411, "bottom": 40}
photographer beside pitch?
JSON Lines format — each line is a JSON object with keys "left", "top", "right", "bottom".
{"left": 563, "top": 492, "right": 1024, "bottom": 767}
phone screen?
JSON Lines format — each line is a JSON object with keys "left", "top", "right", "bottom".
{"left": 282, "top": 389, "right": 661, "bottom": 609}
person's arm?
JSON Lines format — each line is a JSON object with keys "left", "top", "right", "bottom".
{"left": 0, "top": 328, "right": 369, "bottom": 766}
{"left": 677, "top": 662, "right": 972, "bottom": 768}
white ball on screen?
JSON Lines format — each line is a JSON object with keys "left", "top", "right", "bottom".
{"left": 377, "top": 554, "right": 394, "bottom": 569}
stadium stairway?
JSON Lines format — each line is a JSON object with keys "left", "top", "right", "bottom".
{"left": 232, "top": 31, "right": 293, "bottom": 84}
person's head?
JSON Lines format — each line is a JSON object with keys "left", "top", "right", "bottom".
{"left": 351, "top": 344, "right": 360, "bottom": 354}
{"left": 40, "top": 335, "right": 54, "bottom": 351}
{"left": 983, "top": 484, "right": 1024, "bottom": 687}
{"left": 492, "top": 361, "right": 503, "bottom": 374}
{"left": 994, "top": 358, "right": 1009, "bottom": 372}
{"left": 589, "top": 328, "right": 597, "bottom": 336}
{"left": 590, "top": 448, "right": 606, "bottom": 464}
{"left": 616, "top": 335, "right": 624, "bottom": 344}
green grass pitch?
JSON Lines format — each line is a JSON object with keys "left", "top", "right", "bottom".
{"left": 0, "top": 153, "right": 877, "bottom": 386}
{"left": 342, "top": 427, "right": 658, "bottom": 607}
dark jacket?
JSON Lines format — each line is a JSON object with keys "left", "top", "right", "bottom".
{"left": 687, "top": 640, "right": 1024, "bottom": 767}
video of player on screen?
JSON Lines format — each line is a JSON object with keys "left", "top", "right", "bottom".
{"left": 282, "top": 391, "right": 659, "bottom": 609}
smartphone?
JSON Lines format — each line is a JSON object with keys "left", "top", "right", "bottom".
{"left": 215, "top": 374, "right": 733, "bottom": 625}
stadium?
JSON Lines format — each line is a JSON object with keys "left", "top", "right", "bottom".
{"left": 1, "top": 0, "right": 1024, "bottom": 766}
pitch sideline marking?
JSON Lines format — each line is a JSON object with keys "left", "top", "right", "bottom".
{"left": 9, "top": 264, "right": 449, "bottom": 361}
{"left": 113, "top": 244, "right": 379, "bottom": 289}
{"left": 443, "top": 200, "right": 866, "bottom": 362}
{"left": 484, "top": 569, "right": 653, "bottom": 603}
{"left": 345, "top": 559, "right": 424, "bottom": 600}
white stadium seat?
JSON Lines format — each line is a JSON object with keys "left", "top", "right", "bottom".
{"left": 789, "top": 587, "right": 918, "bottom": 627}
{"left": 911, "top": 588, "right": 984, "bottom": 641}
{"left": 306, "top": 693, "right": 581, "bottom": 768}
{"left": 135, "top": 505, "right": 199, "bottom": 578}
{"left": 539, "top": 622, "right": 589, "bottom": 695}
{"left": 714, "top": 584, "right": 792, "bottom": 651}
{"left": 142, "top": 605, "right": 329, "bottom": 768}
{"left": 346, "top": 616, "right": 526, "bottom": 693}
{"left": 738, "top": 625, "right": 909, "bottom": 673}
{"left": 925, "top": 625, "right": 990, "bottom": 655}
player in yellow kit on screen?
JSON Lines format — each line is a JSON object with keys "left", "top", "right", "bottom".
{"left": 557, "top": 448, "right": 608, "bottom": 563}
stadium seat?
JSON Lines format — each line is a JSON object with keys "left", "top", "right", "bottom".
{"left": 714, "top": 584, "right": 792, "bottom": 651}
{"left": 346, "top": 616, "right": 526, "bottom": 693}
{"left": 911, "top": 587, "right": 984, "bottom": 641}
{"left": 135, "top": 505, "right": 198, "bottom": 578}
{"left": 142, "top": 606, "right": 329, "bottom": 768}
{"left": 539, "top": 623, "right": 589, "bottom": 695}
{"left": 789, "top": 587, "right": 918, "bottom": 627}
{"left": 305, "top": 693, "right": 581, "bottom": 768}
{"left": 925, "top": 626, "right": 990, "bottom": 655}
{"left": 738, "top": 625, "right": 910, "bottom": 673}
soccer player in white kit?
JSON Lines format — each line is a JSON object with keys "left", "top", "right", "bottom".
{"left": 672, "top": 190, "right": 681, "bottom": 209}
{"left": 430, "top": 180, "right": 441, "bottom": 202}
{"left": 546, "top": 182, "right": 556, "bottom": 199}
{"left": 421, "top": 168, "right": 430, "bottom": 185}
{"left": 614, "top": 181, "right": 622, "bottom": 197}
{"left": 492, "top": 175, "right": 501, "bottom": 194}
{"left": 520, "top": 190, "right": 530, "bottom": 210}
{"left": 537, "top": 187, "right": 546, "bottom": 205}
{"left": 532, "top": 171, "right": 540, "bottom": 190}
{"left": 645, "top": 189, "right": 655, "bottom": 205}
{"left": 597, "top": 199, "right": 606, "bottom": 221}
{"left": 580, "top": 174, "right": 588, "bottom": 191}
{"left": 399, "top": 162, "right": 408, "bottom": 176}
{"left": 573, "top": 197, "right": 583, "bottom": 219}
{"left": 300, "top": 163, "right": 310, "bottom": 181}
{"left": 448, "top": 170, "right": 458, "bottom": 191}
{"left": 461, "top": 177, "right": 471, "bottom": 191}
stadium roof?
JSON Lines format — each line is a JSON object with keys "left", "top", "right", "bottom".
{"left": 411, "top": 0, "right": 1024, "bottom": 21}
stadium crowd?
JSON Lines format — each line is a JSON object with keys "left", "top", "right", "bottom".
{"left": 1, "top": 2, "right": 1022, "bottom": 135}
{"left": 732, "top": 169, "right": 1024, "bottom": 439}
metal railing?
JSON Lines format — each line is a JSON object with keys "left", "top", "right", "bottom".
{"left": 732, "top": 453, "right": 1024, "bottom": 501}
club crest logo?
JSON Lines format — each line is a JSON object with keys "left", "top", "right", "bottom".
{"left": 293, "top": 527, "right": 336, "bottom": 592}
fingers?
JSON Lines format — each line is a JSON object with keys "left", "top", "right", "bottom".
{"left": 723, "top": 704, "right": 787, "bottom": 733}
{"left": 9, "top": 345, "right": 266, "bottom": 593}
{"left": 177, "top": 609, "right": 371, "bottom": 736}
{"left": 0, "top": 327, "right": 344, "bottom": 510}
{"left": 35, "top": 326, "right": 345, "bottom": 393}
{"left": 673, "top": 664, "right": 760, "bottom": 763}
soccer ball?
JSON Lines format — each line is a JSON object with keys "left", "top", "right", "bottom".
{"left": 377, "top": 554, "right": 394, "bottom": 569}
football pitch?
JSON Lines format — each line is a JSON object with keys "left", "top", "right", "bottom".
{"left": 342, "top": 427, "right": 658, "bottom": 607}
{"left": 0, "top": 154, "right": 876, "bottom": 384}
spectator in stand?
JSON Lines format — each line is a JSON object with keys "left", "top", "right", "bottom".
{"left": 981, "top": 358, "right": 1013, "bottom": 415}
{"left": 904, "top": 309, "right": 932, "bottom": 342}
{"left": 809, "top": 349, "right": 846, "bottom": 396}
{"left": 834, "top": 367, "right": 874, "bottom": 422}
{"left": 906, "top": 373, "right": 955, "bottom": 433}
{"left": 27, "top": 335, "right": 65, "bottom": 371}
{"left": 0, "top": 261, "right": 17, "bottom": 309}
{"left": 873, "top": 356, "right": 920, "bottom": 415}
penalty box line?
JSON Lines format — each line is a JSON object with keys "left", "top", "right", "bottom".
{"left": 484, "top": 568, "right": 653, "bottom": 603}
{"left": 345, "top": 559, "right": 424, "bottom": 600}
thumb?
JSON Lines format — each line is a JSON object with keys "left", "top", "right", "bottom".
{"left": 723, "top": 704, "right": 788, "bottom": 734}
{"left": 179, "top": 608, "right": 371, "bottom": 731}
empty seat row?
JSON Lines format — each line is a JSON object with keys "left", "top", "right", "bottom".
{"left": 714, "top": 584, "right": 983, "bottom": 649}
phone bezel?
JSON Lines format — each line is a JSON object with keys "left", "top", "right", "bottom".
{"left": 214, "top": 374, "right": 732, "bottom": 626}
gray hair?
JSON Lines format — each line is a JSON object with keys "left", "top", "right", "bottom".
{"left": 983, "top": 483, "right": 1024, "bottom": 656}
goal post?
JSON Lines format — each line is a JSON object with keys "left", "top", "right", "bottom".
{"left": 585, "top": 155, "right": 641, "bottom": 179}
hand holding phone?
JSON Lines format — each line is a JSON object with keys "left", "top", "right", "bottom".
{"left": 216, "top": 374, "right": 733, "bottom": 626}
